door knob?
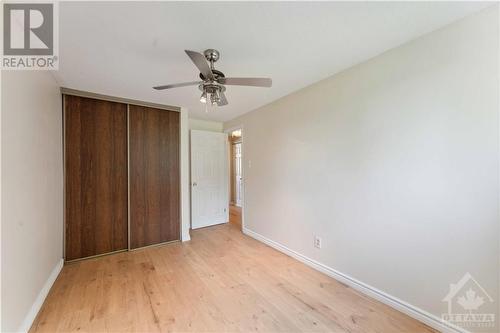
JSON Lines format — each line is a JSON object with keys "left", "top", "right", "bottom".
{"left": 192, "top": 182, "right": 197, "bottom": 187}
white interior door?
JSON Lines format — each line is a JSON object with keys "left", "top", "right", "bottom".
{"left": 234, "top": 143, "right": 242, "bottom": 207}
{"left": 191, "top": 130, "right": 229, "bottom": 229}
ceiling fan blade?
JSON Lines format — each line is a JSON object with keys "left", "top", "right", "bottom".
{"left": 185, "top": 50, "right": 214, "bottom": 80}
{"left": 217, "top": 91, "right": 228, "bottom": 106}
{"left": 153, "top": 81, "right": 202, "bottom": 90}
{"left": 218, "top": 77, "right": 272, "bottom": 87}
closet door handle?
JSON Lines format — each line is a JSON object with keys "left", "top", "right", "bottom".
{"left": 192, "top": 182, "right": 197, "bottom": 187}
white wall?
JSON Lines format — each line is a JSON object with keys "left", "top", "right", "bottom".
{"left": 225, "top": 6, "right": 499, "bottom": 331}
{"left": 189, "top": 118, "right": 223, "bottom": 132}
{"left": 1, "top": 71, "right": 64, "bottom": 332}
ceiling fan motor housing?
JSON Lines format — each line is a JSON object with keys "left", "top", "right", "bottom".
{"left": 199, "top": 83, "right": 226, "bottom": 94}
{"left": 200, "top": 69, "right": 225, "bottom": 81}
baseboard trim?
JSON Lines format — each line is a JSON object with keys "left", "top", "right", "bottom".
{"left": 18, "top": 258, "right": 64, "bottom": 333}
{"left": 242, "top": 227, "right": 469, "bottom": 333}
{"left": 181, "top": 231, "right": 191, "bottom": 242}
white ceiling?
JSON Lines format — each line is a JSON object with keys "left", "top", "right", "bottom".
{"left": 56, "top": 1, "right": 491, "bottom": 122}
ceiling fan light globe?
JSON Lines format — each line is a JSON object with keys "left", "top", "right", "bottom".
{"left": 214, "top": 89, "right": 221, "bottom": 101}
{"left": 210, "top": 92, "right": 219, "bottom": 105}
{"left": 200, "top": 91, "right": 207, "bottom": 103}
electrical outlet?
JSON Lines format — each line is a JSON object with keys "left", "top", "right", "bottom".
{"left": 314, "top": 236, "right": 322, "bottom": 249}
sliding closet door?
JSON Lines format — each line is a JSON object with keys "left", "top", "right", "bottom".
{"left": 129, "top": 105, "right": 180, "bottom": 248}
{"left": 65, "top": 95, "right": 128, "bottom": 260}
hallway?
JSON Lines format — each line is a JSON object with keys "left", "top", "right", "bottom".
{"left": 229, "top": 205, "right": 242, "bottom": 229}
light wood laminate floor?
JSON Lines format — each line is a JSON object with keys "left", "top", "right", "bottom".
{"left": 229, "top": 204, "right": 242, "bottom": 229}
{"left": 31, "top": 223, "right": 435, "bottom": 332}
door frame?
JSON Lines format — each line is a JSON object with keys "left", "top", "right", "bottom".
{"left": 233, "top": 142, "right": 242, "bottom": 207}
{"left": 224, "top": 125, "right": 245, "bottom": 231}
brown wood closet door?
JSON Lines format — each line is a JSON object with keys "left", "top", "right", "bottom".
{"left": 129, "top": 105, "right": 180, "bottom": 248}
{"left": 65, "top": 95, "right": 128, "bottom": 261}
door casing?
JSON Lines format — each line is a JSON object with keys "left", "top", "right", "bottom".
{"left": 224, "top": 126, "right": 245, "bottom": 230}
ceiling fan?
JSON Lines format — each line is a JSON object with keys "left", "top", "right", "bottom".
{"left": 153, "top": 49, "right": 272, "bottom": 107}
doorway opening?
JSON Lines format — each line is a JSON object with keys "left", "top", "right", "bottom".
{"left": 228, "top": 128, "right": 243, "bottom": 230}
